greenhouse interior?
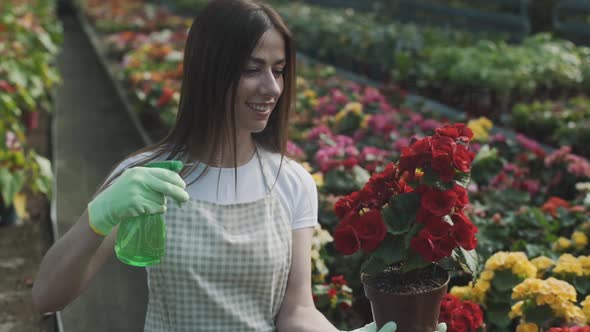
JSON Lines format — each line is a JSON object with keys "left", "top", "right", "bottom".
{"left": 1, "top": 0, "right": 590, "bottom": 331}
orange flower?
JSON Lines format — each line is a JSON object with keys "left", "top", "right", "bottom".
{"left": 541, "top": 196, "right": 570, "bottom": 217}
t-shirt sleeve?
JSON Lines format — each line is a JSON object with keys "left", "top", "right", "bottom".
{"left": 290, "top": 161, "right": 319, "bottom": 230}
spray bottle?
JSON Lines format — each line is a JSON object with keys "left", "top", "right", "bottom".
{"left": 114, "top": 160, "right": 186, "bottom": 267}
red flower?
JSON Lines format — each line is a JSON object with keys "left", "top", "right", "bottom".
{"left": 355, "top": 209, "right": 388, "bottom": 252}
{"left": 410, "top": 229, "right": 456, "bottom": 262}
{"left": 422, "top": 215, "right": 451, "bottom": 238}
{"left": 421, "top": 188, "right": 459, "bottom": 216}
{"left": 331, "top": 275, "right": 347, "bottom": 287}
{"left": 450, "top": 212, "right": 478, "bottom": 250}
{"left": 334, "top": 194, "right": 358, "bottom": 219}
{"left": 454, "top": 144, "right": 475, "bottom": 173}
{"left": 549, "top": 328, "right": 590, "bottom": 332}
{"left": 366, "top": 163, "right": 398, "bottom": 205}
{"left": 541, "top": 196, "right": 570, "bottom": 217}
{"left": 156, "top": 86, "right": 175, "bottom": 107}
{"left": 333, "top": 225, "right": 361, "bottom": 255}
{"left": 436, "top": 124, "right": 474, "bottom": 142}
{"left": 453, "top": 184, "right": 469, "bottom": 209}
{"left": 399, "top": 137, "right": 432, "bottom": 175}
{"left": 0, "top": 80, "right": 16, "bottom": 93}
{"left": 338, "top": 302, "right": 351, "bottom": 310}
{"left": 431, "top": 135, "right": 456, "bottom": 181}
{"left": 439, "top": 294, "right": 484, "bottom": 332}
{"left": 327, "top": 288, "right": 337, "bottom": 298}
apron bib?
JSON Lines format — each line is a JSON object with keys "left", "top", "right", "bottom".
{"left": 144, "top": 147, "right": 292, "bottom": 331}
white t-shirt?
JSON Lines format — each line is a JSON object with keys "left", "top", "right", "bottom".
{"left": 105, "top": 147, "right": 319, "bottom": 230}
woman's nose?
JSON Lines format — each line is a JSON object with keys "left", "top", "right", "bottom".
{"left": 259, "top": 70, "right": 281, "bottom": 97}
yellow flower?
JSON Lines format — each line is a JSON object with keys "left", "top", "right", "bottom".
{"left": 296, "top": 77, "right": 306, "bottom": 88}
{"left": 554, "top": 254, "right": 583, "bottom": 276}
{"left": 513, "top": 278, "right": 543, "bottom": 300}
{"left": 304, "top": 89, "right": 317, "bottom": 99}
{"left": 312, "top": 172, "right": 324, "bottom": 187}
{"left": 301, "top": 162, "right": 313, "bottom": 172}
{"left": 360, "top": 114, "right": 371, "bottom": 129}
{"left": 513, "top": 262, "right": 538, "bottom": 279}
{"left": 509, "top": 301, "right": 524, "bottom": 319}
{"left": 554, "top": 237, "right": 572, "bottom": 251}
{"left": 480, "top": 270, "right": 494, "bottom": 281}
{"left": 572, "top": 231, "right": 589, "bottom": 249}
{"left": 531, "top": 256, "right": 555, "bottom": 276}
{"left": 473, "top": 280, "right": 491, "bottom": 298}
{"left": 450, "top": 286, "right": 472, "bottom": 301}
{"left": 581, "top": 295, "right": 590, "bottom": 321}
{"left": 516, "top": 322, "right": 538, "bottom": 332}
{"left": 579, "top": 256, "right": 590, "bottom": 276}
{"left": 467, "top": 117, "right": 493, "bottom": 142}
{"left": 563, "top": 303, "right": 586, "bottom": 324}
{"left": 545, "top": 277, "right": 577, "bottom": 302}
{"left": 343, "top": 102, "right": 363, "bottom": 115}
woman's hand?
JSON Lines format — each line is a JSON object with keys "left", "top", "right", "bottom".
{"left": 88, "top": 167, "right": 189, "bottom": 236}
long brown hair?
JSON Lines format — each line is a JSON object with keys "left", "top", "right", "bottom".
{"left": 96, "top": 0, "right": 296, "bottom": 195}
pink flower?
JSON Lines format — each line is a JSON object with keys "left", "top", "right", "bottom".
{"left": 516, "top": 134, "right": 545, "bottom": 157}
{"left": 307, "top": 125, "right": 332, "bottom": 141}
{"left": 5, "top": 131, "right": 20, "bottom": 150}
{"left": 330, "top": 89, "right": 349, "bottom": 105}
{"left": 360, "top": 86, "right": 386, "bottom": 105}
{"left": 420, "top": 119, "right": 445, "bottom": 132}
{"left": 286, "top": 140, "right": 306, "bottom": 161}
{"left": 566, "top": 155, "right": 590, "bottom": 177}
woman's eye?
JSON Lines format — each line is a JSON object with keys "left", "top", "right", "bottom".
{"left": 243, "top": 68, "right": 259, "bottom": 74}
{"left": 273, "top": 69, "right": 284, "bottom": 77}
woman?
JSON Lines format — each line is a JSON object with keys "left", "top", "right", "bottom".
{"left": 32, "top": 1, "right": 434, "bottom": 331}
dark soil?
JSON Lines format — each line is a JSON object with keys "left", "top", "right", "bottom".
{"left": 362, "top": 265, "right": 449, "bottom": 295}
{"left": 0, "top": 109, "right": 56, "bottom": 332}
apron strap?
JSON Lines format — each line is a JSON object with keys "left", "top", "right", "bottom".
{"left": 255, "top": 144, "right": 274, "bottom": 195}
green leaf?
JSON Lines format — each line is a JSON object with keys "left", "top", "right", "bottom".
{"left": 361, "top": 255, "right": 388, "bottom": 276}
{"left": 352, "top": 165, "right": 371, "bottom": 189}
{"left": 454, "top": 171, "right": 471, "bottom": 188}
{"left": 386, "top": 192, "right": 419, "bottom": 234}
{"left": 421, "top": 169, "right": 453, "bottom": 191}
{"left": 456, "top": 247, "right": 480, "bottom": 276}
{"left": 486, "top": 304, "right": 512, "bottom": 328}
{"left": 371, "top": 235, "right": 405, "bottom": 267}
{"left": 523, "top": 304, "right": 553, "bottom": 326}
{"left": 324, "top": 169, "right": 359, "bottom": 195}
{"left": 404, "top": 222, "right": 423, "bottom": 249}
{"left": 573, "top": 276, "right": 590, "bottom": 295}
{"left": 0, "top": 168, "right": 26, "bottom": 206}
{"left": 491, "top": 269, "right": 522, "bottom": 292}
{"left": 38, "top": 31, "right": 58, "bottom": 54}
{"left": 403, "top": 251, "right": 431, "bottom": 273}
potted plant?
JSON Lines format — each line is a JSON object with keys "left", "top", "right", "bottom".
{"left": 332, "top": 123, "right": 479, "bottom": 332}
{"left": 0, "top": 128, "right": 52, "bottom": 226}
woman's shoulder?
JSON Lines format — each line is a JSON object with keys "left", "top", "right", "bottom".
{"left": 262, "top": 149, "right": 315, "bottom": 192}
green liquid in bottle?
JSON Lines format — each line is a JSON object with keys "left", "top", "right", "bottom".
{"left": 115, "top": 214, "right": 166, "bottom": 267}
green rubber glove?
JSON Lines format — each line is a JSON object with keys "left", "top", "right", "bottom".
{"left": 348, "top": 322, "right": 397, "bottom": 332}
{"left": 348, "top": 322, "right": 447, "bottom": 332}
{"left": 88, "top": 166, "right": 189, "bottom": 236}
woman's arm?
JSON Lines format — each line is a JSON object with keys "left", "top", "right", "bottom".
{"left": 275, "top": 227, "right": 340, "bottom": 332}
{"left": 32, "top": 164, "right": 188, "bottom": 313}
{"left": 32, "top": 208, "right": 118, "bottom": 313}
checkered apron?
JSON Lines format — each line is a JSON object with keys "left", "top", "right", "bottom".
{"left": 143, "top": 147, "right": 292, "bottom": 331}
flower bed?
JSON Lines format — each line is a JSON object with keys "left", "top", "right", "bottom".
{"left": 0, "top": 0, "right": 59, "bottom": 222}
{"left": 510, "top": 97, "right": 590, "bottom": 157}
{"left": 81, "top": 0, "right": 590, "bottom": 329}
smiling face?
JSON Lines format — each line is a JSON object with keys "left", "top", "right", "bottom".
{"left": 229, "top": 28, "right": 286, "bottom": 139}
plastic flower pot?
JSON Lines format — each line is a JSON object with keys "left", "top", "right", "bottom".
{"left": 362, "top": 269, "right": 449, "bottom": 332}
